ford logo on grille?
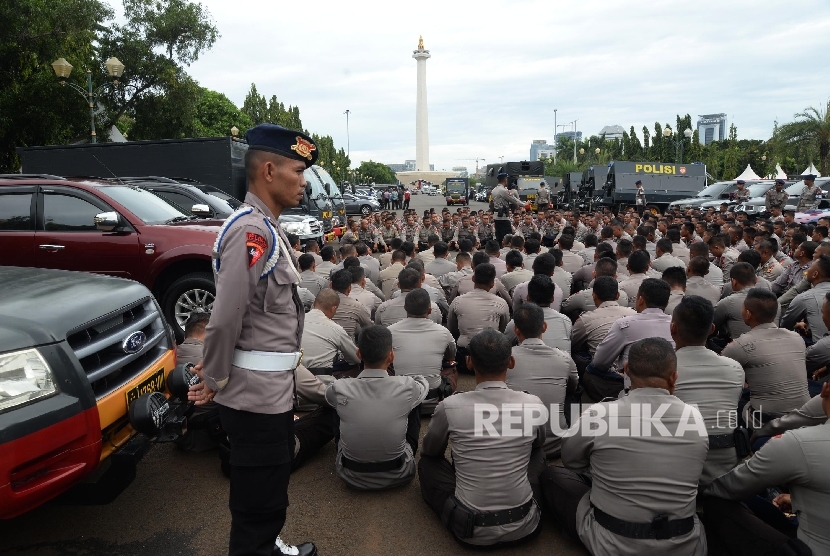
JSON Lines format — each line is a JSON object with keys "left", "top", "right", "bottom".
{"left": 122, "top": 331, "right": 147, "bottom": 354}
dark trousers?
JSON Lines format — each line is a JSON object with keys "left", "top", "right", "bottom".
{"left": 540, "top": 465, "right": 591, "bottom": 541}
{"left": 292, "top": 406, "right": 334, "bottom": 472}
{"left": 581, "top": 364, "right": 624, "bottom": 402}
{"left": 700, "top": 497, "right": 805, "bottom": 556}
{"left": 219, "top": 406, "right": 294, "bottom": 556}
{"left": 456, "top": 346, "right": 471, "bottom": 374}
{"left": 495, "top": 219, "right": 512, "bottom": 244}
{"left": 418, "top": 452, "right": 545, "bottom": 547}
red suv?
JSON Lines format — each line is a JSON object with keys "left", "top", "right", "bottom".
{"left": 0, "top": 175, "right": 221, "bottom": 338}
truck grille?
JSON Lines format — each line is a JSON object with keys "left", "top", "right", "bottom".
{"left": 66, "top": 298, "right": 171, "bottom": 400}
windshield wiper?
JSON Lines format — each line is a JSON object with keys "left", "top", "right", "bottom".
{"left": 165, "top": 215, "right": 194, "bottom": 224}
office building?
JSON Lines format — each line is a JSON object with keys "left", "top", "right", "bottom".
{"left": 697, "top": 114, "right": 727, "bottom": 145}
{"left": 530, "top": 139, "right": 556, "bottom": 161}
{"left": 554, "top": 130, "right": 583, "bottom": 142}
{"left": 598, "top": 125, "right": 625, "bottom": 141}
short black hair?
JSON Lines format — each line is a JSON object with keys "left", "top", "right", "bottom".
{"left": 320, "top": 245, "right": 336, "bottom": 261}
{"left": 398, "top": 267, "right": 421, "bottom": 290}
{"left": 505, "top": 250, "right": 524, "bottom": 268}
{"left": 729, "top": 262, "right": 757, "bottom": 287}
{"left": 595, "top": 257, "right": 618, "bottom": 277}
{"left": 348, "top": 265, "right": 364, "bottom": 283}
{"left": 473, "top": 263, "right": 496, "bottom": 285}
{"left": 689, "top": 242, "right": 709, "bottom": 259}
{"left": 601, "top": 226, "right": 614, "bottom": 239}
{"left": 433, "top": 242, "right": 448, "bottom": 257}
{"left": 485, "top": 240, "right": 501, "bottom": 255}
{"left": 616, "top": 239, "right": 633, "bottom": 258}
{"left": 632, "top": 235, "right": 647, "bottom": 251}
{"left": 661, "top": 267, "right": 686, "bottom": 289}
{"left": 627, "top": 338, "right": 677, "bottom": 380}
{"left": 298, "top": 253, "right": 315, "bottom": 271}
{"left": 401, "top": 241, "right": 415, "bottom": 256}
{"left": 354, "top": 242, "right": 369, "bottom": 256}
{"left": 816, "top": 254, "right": 830, "bottom": 279}
{"left": 596, "top": 242, "right": 615, "bottom": 258}
{"left": 459, "top": 238, "right": 474, "bottom": 253}
{"left": 627, "top": 250, "right": 651, "bottom": 274}
{"left": 737, "top": 249, "right": 761, "bottom": 269}
{"left": 342, "top": 255, "right": 361, "bottom": 269}
{"left": 525, "top": 239, "right": 541, "bottom": 254}
{"left": 527, "top": 274, "right": 555, "bottom": 306}
{"left": 637, "top": 278, "right": 671, "bottom": 309}
{"left": 688, "top": 256, "right": 709, "bottom": 276}
{"left": 511, "top": 235, "right": 525, "bottom": 249}
{"left": 801, "top": 240, "right": 818, "bottom": 259}
{"left": 404, "top": 288, "right": 431, "bottom": 316}
{"left": 656, "top": 238, "right": 673, "bottom": 254}
{"left": 666, "top": 228, "right": 681, "bottom": 243}
{"left": 513, "top": 303, "right": 545, "bottom": 338}
{"left": 184, "top": 312, "right": 211, "bottom": 338}
{"left": 358, "top": 325, "right": 393, "bottom": 367}
{"left": 406, "top": 259, "right": 424, "bottom": 272}
{"left": 468, "top": 328, "right": 512, "bottom": 376}
{"left": 286, "top": 233, "right": 300, "bottom": 248}
{"left": 744, "top": 288, "right": 778, "bottom": 323}
{"left": 455, "top": 252, "right": 471, "bottom": 265}
{"left": 672, "top": 295, "right": 714, "bottom": 344}
{"left": 559, "top": 234, "right": 574, "bottom": 250}
{"left": 584, "top": 234, "right": 598, "bottom": 247}
{"left": 391, "top": 249, "right": 406, "bottom": 262}
{"left": 330, "top": 269, "right": 352, "bottom": 293}
{"left": 593, "top": 276, "right": 618, "bottom": 303}
{"left": 532, "top": 253, "right": 557, "bottom": 275}
{"left": 391, "top": 238, "right": 403, "bottom": 250}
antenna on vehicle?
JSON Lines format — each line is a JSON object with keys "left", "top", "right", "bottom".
{"left": 91, "top": 153, "right": 124, "bottom": 184}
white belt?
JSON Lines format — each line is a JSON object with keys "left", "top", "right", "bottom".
{"left": 232, "top": 349, "right": 302, "bottom": 372}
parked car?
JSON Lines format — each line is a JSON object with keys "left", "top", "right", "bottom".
{"left": 668, "top": 181, "right": 745, "bottom": 211}
{"left": 341, "top": 193, "right": 381, "bottom": 216}
{"left": 0, "top": 175, "right": 224, "bottom": 339}
{"left": 736, "top": 178, "right": 830, "bottom": 215}
{"left": 0, "top": 266, "right": 176, "bottom": 518}
{"left": 123, "top": 177, "right": 325, "bottom": 246}
{"left": 698, "top": 182, "right": 776, "bottom": 211}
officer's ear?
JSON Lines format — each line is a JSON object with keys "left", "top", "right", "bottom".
{"left": 541, "top": 322, "right": 548, "bottom": 334}
{"left": 507, "top": 355, "right": 515, "bottom": 370}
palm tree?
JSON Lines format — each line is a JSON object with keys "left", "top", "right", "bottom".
{"left": 778, "top": 100, "right": 830, "bottom": 176}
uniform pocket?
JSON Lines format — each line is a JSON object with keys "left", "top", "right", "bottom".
{"left": 264, "top": 259, "right": 297, "bottom": 313}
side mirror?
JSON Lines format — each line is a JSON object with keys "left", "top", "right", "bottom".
{"left": 305, "top": 185, "right": 313, "bottom": 197}
{"left": 94, "top": 211, "right": 120, "bottom": 231}
{"left": 191, "top": 204, "right": 211, "bottom": 217}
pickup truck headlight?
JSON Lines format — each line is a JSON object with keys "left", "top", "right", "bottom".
{"left": 281, "top": 221, "right": 312, "bottom": 236}
{"left": 0, "top": 349, "right": 57, "bottom": 411}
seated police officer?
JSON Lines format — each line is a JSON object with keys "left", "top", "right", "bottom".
{"left": 325, "top": 325, "right": 428, "bottom": 490}
{"left": 541, "top": 338, "right": 708, "bottom": 556}
{"left": 419, "top": 328, "right": 546, "bottom": 548}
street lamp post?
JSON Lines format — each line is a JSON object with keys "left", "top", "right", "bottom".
{"left": 344, "top": 110, "right": 350, "bottom": 160}
{"left": 662, "top": 127, "right": 694, "bottom": 163}
{"left": 553, "top": 108, "right": 558, "bottom": 165}
{"left": 572, "top": 120, "right": 579, "bottom": 164}
{"left": 51, "top": 57, "right": 125, "bottom": 143}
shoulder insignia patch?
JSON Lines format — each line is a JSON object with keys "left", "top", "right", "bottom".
{"left": 619, "top": 320, "right": 630, "bottom": 329}
{"left": 247, "top": 233, "right": 268, "bottom": 267}
{"left": 743, "top": 342, "right": 755, "bottom": 352}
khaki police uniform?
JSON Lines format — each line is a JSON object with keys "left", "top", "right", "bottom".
{"left": 571, "top": 301, "right": 636, "bottom": 355}
{"left": 504, "top": 307, "right": 572, "bottom": 353}
{"left": 300, "top": 308, "right": 360, "bottom": 373}
{"left": 560, "top": 249, "right": 585, "bottom": 274}
{"left": 507, "top": 339, "right": 577, "bottom": 458}
{"left": 618, "top": 273, "right": 649, "bottom": 308}
{"left": 314, "top": 260, "right": 337, "bottom": 279}
{"left": 673, "top": 346, "right": 745, "bottom": 487}
{"left": 561, "top": 289, "right": 630, "bottom": 320}
{"left": 511, "top": 280, "right": 565, "bottom": 314}
{"left": 705, "top": 262, "right": 725, "bottom": 289}
{"left": 425, "top": 257, "right": 456, "bottom": 278}
{"left": 358, "top": 254, "right": 381, "bottom": 284}
{"left": 447, "top": 289, "right": 510, "bottom": 348}
{"left": 299, "top": 269, "right": 329, "bottom": 296}
{"left": 721, "top": 323, "right": 811, "bottom": 424}
{"left": 452, "top": 224, "right": 479, "bottom": 245}
{"left": 326, "top": 370, "right": 428, "bottom": 490}
{"left": 374, "top": 291, "right": 441, "bottom": 327}
{"left": 664, "top": 290, "right": 685, "bottom": 316}
{"left": 449, "top": 274, "right": 512, "bottom": 307}
{"left": 715, "top": 247, "right": 740, "bottom": 278}
{"left": 348, "top": 284, "right": 381, "bottom": 318}
{"left": 755, "top": 395, "right": 827, "bottom": 438}
{"left": 713, "top": 290, "right": 752, "bottom": 339}
{"left": 201, "top": 190, "right": 306, "bottom": 555}
{"left": 500, "top": 268, "right": 534, "bottom": 292}
{"left": 438, "top": 266, "right": 473, "bottom": 292}
{"left": 806, "top": 334, "right": 830, "bottom": 373}
{"left": 704, "top": 423, "right": 830, "bottom": 555}
{"left": 489, "top": 256, "right": 508, "bottom": 278}
{"left": 651, "top": 253, "right": 685, "bottom": 273}
{"left": 419, "top": 382, "right": 546, "bottom": 547}
{"left": 332, "top": 291, "right": 372, "bottom": 341}
{"left": 757, "top": 258, "right": 784, "bottom": 281}
{"left": 378, "top": 262, "right": 405, "bottom": 299}
{"left": 685, "top": 276, "right": 721, "bottom": 307}
{"left": 416, "top": 245, "right": 436, "bottom": 266}
{"left": 492, "top": 184, "right": 524, "bottom": 243}
{"left": 389, "top": 316, "right": 456, "bottom": 414}
{"left": 536, "top": 186, "right": 551, "bottom": 209}
{"left": 542, "top": 388, "right": 708, "bottom": 556}
{"left": 781, "top": 281, "right": 830, "bottom": 341}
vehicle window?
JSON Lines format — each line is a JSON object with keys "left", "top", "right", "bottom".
{"left": 43, "top": 194, "right": 101, "bottom": 231}
{"left": 205, "top": 190, "right": 242, "bottom": 209}
{"left": 314, "top": 167, "right": 342, "bottom": 199}
{"left": 303, "top": 169, "right": 328, "bottom": 199}
{"left": 155, "top": 191, "right": 201, "bottom": 214}
{"left": 0, "top": 193, "right": 33, "bottom": 230}
{"left": 96, "top": 186, "right": 185, "bottom": 224}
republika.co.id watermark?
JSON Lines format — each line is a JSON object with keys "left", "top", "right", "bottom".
{"left": 473, "top": 403, "right": 748, "bottom": 437}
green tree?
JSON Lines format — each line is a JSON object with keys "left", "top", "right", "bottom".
{"left": 358, "top": 161, "right": 397, "bottom": 184}
{"left": 778, "top": 100, "right": 830, "bottom": 176}
{"left": 0, "top": 0, "right": 113, "bottom": 171}
{"left": 193, "top": 88, "right": 251, "bottom": 137}
{"left": 722, "top": 124, "right": 740, "bottom": 179}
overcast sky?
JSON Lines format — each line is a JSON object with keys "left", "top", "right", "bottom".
{"left": 179, "top": 0, "right": 830, "bottom": 173}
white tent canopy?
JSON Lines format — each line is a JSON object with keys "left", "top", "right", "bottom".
{"left": 802, "top": 163, "right": 822, "bottom": 177}
{"left": 735, "top": 164, "right": 761, "bottom": 181}
{"left": 773, "top": 164, "right": 787, "bottom": 180}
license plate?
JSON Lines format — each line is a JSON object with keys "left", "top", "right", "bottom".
{"left": 126, "top": 368, "right": 165, "bottom": 405}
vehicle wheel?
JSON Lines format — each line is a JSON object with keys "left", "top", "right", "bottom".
{"left": 446, "top": 202, "right": 451, "bottom": 206}
{"left": 647, "top": 205, "right": 661, "bottom": 215}
{"left": 360, "top": 205, "right": 372, "bottom": 216}
{"left": 161, "top": 272, "right": 215, "bottom": 341}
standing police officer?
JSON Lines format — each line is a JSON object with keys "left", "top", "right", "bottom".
{"left": 189, "top": 124, "right": 317, "bottom": 556}
{"left": 491, "top": 172, "right": 523, "bottom": 243}
{"left": 797, "top": 174, "right": 822, "bottom": 212}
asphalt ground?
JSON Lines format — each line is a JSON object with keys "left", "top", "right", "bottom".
{"left": 0, "top": 193, "right": 587, "bottom": 556}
